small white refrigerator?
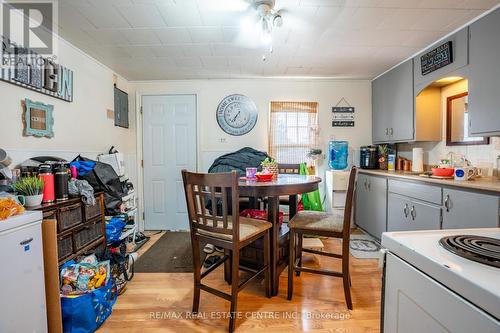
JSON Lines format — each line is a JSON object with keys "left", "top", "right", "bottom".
{"left": 0, "top": 210, "right": 47, "bottom": 332}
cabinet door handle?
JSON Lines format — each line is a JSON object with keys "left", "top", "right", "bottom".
{"left": 367, "top": 181, "right": 371, "bottom": 191}
{"left": 389, "top": 128, "right": 394, "bottom": 136}
{"left": 20, "top": 237, "right": 33, "bottom": 246}
{"left": 363, "top": 179, "right": 368, "bottom": 190}
{"left": 385, "top": 128, "right": 389, "bottom": 136}
{"left": 444, "top": 195, "right": 450, "bottom": 212}
{"left": 410, "top": 206, "right": 416, "bottom": 221}
{"left": 403, "top": 204, "right": 409, "bottom": 218}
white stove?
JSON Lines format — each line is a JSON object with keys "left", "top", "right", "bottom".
{"left": 381, "top": 228, "right": 500, "bottom": 333}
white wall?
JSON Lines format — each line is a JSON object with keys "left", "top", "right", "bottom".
{"left": 0, "top": 35, "right": 136, "bottom": 176}
{"left": 398, "top": 79, "right": 500, "bottom": 174}
{"left": 130, "top": 79, "right": 372, "bottom": 173}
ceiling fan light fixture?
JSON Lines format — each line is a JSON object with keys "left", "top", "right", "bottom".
{"left": 273, "top": 14, "right": 283, "bottom": 27}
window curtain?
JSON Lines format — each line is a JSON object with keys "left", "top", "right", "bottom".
{"left": 268, "top": 101, "right": 319, "bottom": 164}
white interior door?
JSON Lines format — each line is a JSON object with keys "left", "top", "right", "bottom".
{"left": 142, "top": 95, "right": 197, "bottom": 230}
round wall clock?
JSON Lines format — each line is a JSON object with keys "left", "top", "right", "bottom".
{"left": 216, "top": 94, "right": 258, "bottom": 136}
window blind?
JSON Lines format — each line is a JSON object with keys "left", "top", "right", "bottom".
{"left": 268, "top": 101, "right": 319, "bottom": 164}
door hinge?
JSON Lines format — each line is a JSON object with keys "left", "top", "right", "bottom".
{"left": 142, "top": 211, "right": 145, "bottom": 221}
{"left": 141, "top": 159, "right": 144, "bottom": 168}
{"left": 140, "top": 106, "right": 143, "bottom": 114}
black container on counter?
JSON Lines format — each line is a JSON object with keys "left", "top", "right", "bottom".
{"left": 54, "top": 163, "right": 69, "bottom": 201}
{"left": 360, "top": 146, "right": 379, "bottom": 169}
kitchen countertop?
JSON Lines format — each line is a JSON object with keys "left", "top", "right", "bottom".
{"left": 358, "top": 169, "right": 500, "bottom": 194}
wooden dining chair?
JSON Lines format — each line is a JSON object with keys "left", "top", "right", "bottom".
{"left": 271, "top": 163, "right": 301, "bottom": 210}
{"left": 278, "top": 163, "right": 301, "bottom": 175}
{"left": 287, "top": 166, "right": 357, "bottom": 310}
{"left": 182, "top": 170, "right": 272, "bottom": 332}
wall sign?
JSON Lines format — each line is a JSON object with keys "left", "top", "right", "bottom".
{"left": 332, "top": 98, "right": 355, "bottom": 127}
{"left": 1, "top": 36, "right": 73, "bottom": 102}
{"left": 216, "top": 94, "right": 258, "bottom": 136}
{"left": 22, "top": 98, "right": 54, "bottom": 138}
{"left": 420, "top": 41, "right": 453, "bottom": 76}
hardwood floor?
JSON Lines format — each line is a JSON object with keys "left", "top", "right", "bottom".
{"left": 99, "top": 234, "right": 382, "bottom": 333}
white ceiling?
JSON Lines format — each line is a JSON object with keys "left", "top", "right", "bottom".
{"left": 57, "top": 0, "right": 500, "bottom": 80}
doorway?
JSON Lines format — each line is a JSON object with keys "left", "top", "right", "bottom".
{"left": 142, "top": 94, "right": 197, "bottom": 230}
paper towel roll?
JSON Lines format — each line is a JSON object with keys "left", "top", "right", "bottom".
{"left": 412, "top": 148, "right": 424, "bottom": 173}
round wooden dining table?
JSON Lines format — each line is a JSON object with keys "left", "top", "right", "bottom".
{"left": 236, "top": 174, "right": 321, "bottom": 296}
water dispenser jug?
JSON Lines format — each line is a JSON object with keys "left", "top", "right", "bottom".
{"left": 329, "top": 141, "right": 348, "bottom": 170}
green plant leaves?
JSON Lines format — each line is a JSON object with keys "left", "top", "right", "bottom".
{"left": 13, "top": 176, "right": 44, "bottom": 196}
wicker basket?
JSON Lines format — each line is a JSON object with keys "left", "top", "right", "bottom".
{"left": 263, "top": 165, "right": 278, "bottom": 179}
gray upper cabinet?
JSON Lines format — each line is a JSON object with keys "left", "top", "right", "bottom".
{"left": 413, "top": 28, "right": 469, "bottom": 93}
{"left": 442, "top": 188, "right": 499, "bottom": 229}
{"left": 355, "top": 174, "right": 387, "bottom": 239}
{"left": 372, "top": 74, "right": 388, "bottom": 143}
{"left": 372, "top": 59, "right": 415, "bottom": 143}
{"left": 468, "top": 7, "right": 500, "bottom": 136}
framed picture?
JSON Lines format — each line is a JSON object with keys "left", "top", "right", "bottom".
{"left": 22, "top": 98, "right": 54, "bottom": 138}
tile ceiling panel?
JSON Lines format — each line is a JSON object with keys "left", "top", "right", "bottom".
{"left": 122, "top": 29, "right": 162, "bottom": 45}
{"left": 56, "top": 0, "right": 500, "bottom": 80}
{"left": 118, "top": 4, "right": 167, "bottom": 27}
{"left": 182, "top": 44, "right": 213, "bottom": 56}
{"left": 77, "top": 4, "right": 131, "bottom": 29}
{"left": 157, "top": 1, "right": 203, "bottom": 27}
{"left": 155, "top": 27, "right": 192, "bottom": 44}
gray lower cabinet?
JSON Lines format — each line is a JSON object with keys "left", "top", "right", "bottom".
{"left": 355, "top": 174, "right": 387, "bottom": 239}
{"left": 388, "top": 193, "right": 441, "bottom": 232}
{"left": 357, "top": 172, "right": 500, "bottom": 236}
{"left": 442, "top": 188, "right": 499, "bottom": 229}
{"left": 468, "top": 7, "right": 500, "bottom": 136}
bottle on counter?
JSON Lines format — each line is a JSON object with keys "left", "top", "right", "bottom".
{"left": 54, "top": 163, "right": 69, "bottom": 201}
{"left": 38, "top": 164, "right": 55, "bottom": 203}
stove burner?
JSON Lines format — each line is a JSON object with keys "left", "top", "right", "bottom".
{"left": 439, "top": 235, "right": 500, "bottom": 268}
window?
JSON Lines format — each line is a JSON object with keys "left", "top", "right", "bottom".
{"left": 268, "top": 101, "right": 319, "bottom": 164}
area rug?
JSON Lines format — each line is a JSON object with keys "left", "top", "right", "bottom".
{"left": 349, "top": 233, "right": 382, "bottom": 259}
{"left": 135, "top": 232, "right": 194, "bottom": 273}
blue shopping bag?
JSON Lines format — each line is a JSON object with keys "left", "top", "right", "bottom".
{"left": 61, "top": 280, "right": 118, "bottom": 333}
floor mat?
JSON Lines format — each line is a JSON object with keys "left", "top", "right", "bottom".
{"left": 135, "top": 232, "right": 194, "bottom": 273}
{"left": 349, "top": 233, "right": 382, "bottom": 259}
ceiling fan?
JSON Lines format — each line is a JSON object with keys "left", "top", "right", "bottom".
{"left": 236, "top": 0, "right": 287, "bottom": 48}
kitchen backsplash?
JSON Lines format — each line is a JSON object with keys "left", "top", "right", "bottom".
{"left": 397, "top": 137, "right": 500, "bottom": 175}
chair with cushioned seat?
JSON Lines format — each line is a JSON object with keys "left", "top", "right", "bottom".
{"left": 287, "top": 166, "right": 357, "bottom": 309}
{"left": 182, "top": 170, "right": 272, "bottom": 332}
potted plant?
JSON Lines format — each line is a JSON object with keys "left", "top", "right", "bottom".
{"left": 13, "top": 176, "right": 44, "bottom": 207}
{"left": 261, "top": 158, "right": 278, "bottom": 179}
